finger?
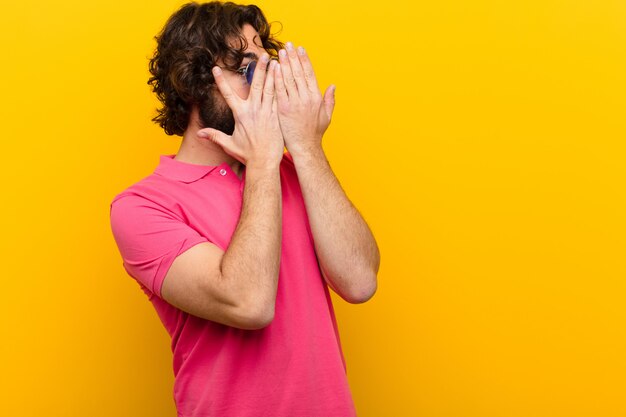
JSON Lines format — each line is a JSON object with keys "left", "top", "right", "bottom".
{"left": 274, "top": 63, "right": 289, "bottom": 106}
{"left": 212, "top": 66, "right": 240, "bottom": 113}
{"left": 285, "top": 42, "right": 309, "bottom": 97}
{"left": 249, "top": 53, "right": 270, "bottom": 108}
{"left": 197, "top": 128, "right": 244, "bottom": 163}
{"left": 197, "top": 128, "right": 231, "bottom": 149}
{"left": 296, "top": 46, "right": 320, "bottom": 96}
{"left": 278, "top": 48, "right": 298, "bottom": 98}
{"left": 272, "top": 93, "right": 278, "bottom": 115}
{"left": 261, "top": 59, "right": 276, "bottom": 114}
{"left": 271, "top": 98, "right": 281, "bottom": 147}
{"left": 323, "top": 84, "right": 336, "bottom": 120}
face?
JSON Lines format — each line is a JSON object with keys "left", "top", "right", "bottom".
{"left": 197, "top": 24, "right": 267, "bottom": 135}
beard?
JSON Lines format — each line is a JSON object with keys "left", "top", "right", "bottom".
{"left": 197, "top": 94, "right": 235, "bottom": 136}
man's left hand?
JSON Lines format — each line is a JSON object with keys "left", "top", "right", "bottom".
{"left": 274, "top": 42, "right": 336, "bottom": 155}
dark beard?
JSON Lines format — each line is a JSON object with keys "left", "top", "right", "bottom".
{"left": 197, "top": 95, "right": 235, "bottom": 136}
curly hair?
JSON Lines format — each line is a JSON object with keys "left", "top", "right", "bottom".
{"left": 147, "top": 1, "right": 284, "bottom": 136}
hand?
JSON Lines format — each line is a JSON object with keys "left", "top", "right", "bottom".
{"left": 274, "top": 43, "right": 336, "bottom": 155}
{"left": 197, "top": 54, "right": 284, "bottom": 168}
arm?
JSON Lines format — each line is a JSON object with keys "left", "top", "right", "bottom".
{"left": 274, "top": 43, "right": 379, "bottom": 303}
{"left": 161, "top": 163, "right": 281, "bottom": 329}
{"left": 290, "top": 147, "right": 379, "bottom": 303}
{"left": 217, "top": 163, "right": 282, "bottom": 321}
{"left": 162, "top": 55, "right": 285, "bottom": 329}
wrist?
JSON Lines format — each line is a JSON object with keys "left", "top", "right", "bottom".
{"left": 245, "top": 159, "right": 281, "bottom": 173}
{"left": 287, "top": 141, "right": 324, "bottom": 161}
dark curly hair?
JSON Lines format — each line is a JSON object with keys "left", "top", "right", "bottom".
{"left": 147, "top": 1, "right": 284, "bottom": 136}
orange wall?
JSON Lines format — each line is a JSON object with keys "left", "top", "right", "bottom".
{"left": 1, "top": 1, "right": 625, "bottom": 416}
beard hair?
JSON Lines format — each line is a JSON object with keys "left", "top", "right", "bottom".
{"left": 197, "top": 93, "right": 235, "bottom": 136}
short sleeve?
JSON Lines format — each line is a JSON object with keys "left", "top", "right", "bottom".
{"left": 109, "top": 194, "right": 209, "bottom": 299}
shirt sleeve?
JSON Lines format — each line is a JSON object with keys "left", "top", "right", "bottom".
{"left": 109, "top": 194, "right": 209, "bottom": 299}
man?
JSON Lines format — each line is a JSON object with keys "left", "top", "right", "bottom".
{"left": 109, "top": 2, "right": 379, "bottom": 416}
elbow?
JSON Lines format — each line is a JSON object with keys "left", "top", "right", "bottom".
{"left": 345, "top": 248, "right": 381, "bottom": 304}
{"left": 344, "top": 272, "right": 378, "bottom": 304}
{"left": 240, "top": 300, "right": 275, "bottom": 330}
{"left": 228, "top": 271, "right": 278, "bottom": 330}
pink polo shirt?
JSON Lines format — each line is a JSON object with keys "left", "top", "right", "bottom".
{"left": 109, "top": 153, "right": 357, "bottom": 417}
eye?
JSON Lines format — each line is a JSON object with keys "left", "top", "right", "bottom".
{"left": 236, "top": 62, "right": 250, "bottom": 77}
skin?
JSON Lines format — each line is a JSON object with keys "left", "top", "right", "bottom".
{"left": 173, "top": 24, "right": 272, "bottom": 178}
{"left": 160, "top": 25, "right": 283, "bottom": 329}
{"left": 172, "top": 23, "right": 379, "bottom": 307}
{"left": 216, "top": 26, "right": 379, "bottom": 303}
{"left": 272, "top": 43, "right": 379, "bottom": 303}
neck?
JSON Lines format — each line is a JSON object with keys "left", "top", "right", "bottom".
{"left": 174, "top": 108, "right": 244, "bottom": 178}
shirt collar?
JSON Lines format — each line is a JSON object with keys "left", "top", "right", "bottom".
{"left": 154, "top": 154, "right": 220, "bottom": 183}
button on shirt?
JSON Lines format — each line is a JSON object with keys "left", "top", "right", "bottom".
{"left": 109, "top": 153, "right": 357, "bottom": 417}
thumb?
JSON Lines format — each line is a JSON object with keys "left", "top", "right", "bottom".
{"left": 197, "top": 128, "right": 230, "bottom": 149}
{"left": 197, "top": 128, "right": 244, "bottom": 163}
{"left": 322, "top": 84, "right": 336, "bottom": 120}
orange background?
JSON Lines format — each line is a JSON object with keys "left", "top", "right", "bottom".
{"left": 1, "top": 1, "right": 625, "bottom": 416}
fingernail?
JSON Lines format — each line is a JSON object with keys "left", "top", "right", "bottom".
{"left": 279, "top": 49, "right": 287, "bottom": 58}
{"left": 212, "top": 67, "right": 222, "bottom": 75}
{"left": 297, "top": 46, "right": 305, "bottom": 55}
{"left": 261, "top": 53, "right": 269, "bottom": 63}
{"left": 285, "top": 42, "right": 293, "bottom": 51}
{"left": 198, "top": 131, "right": 208, "bottom": 138}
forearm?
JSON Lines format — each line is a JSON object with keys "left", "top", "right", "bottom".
{"left": 220, "top": 163, "right": 282, "bottom": 316}
{"left": 290, "top": 146, "right": 379, "bottom": 303}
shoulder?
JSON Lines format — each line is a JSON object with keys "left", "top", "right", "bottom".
{"left": 109, "top": 175, "right": 189, "bottom": 243}
{"left": 110, "top": 173, "right": 173, "bottom": 213}
{"left": 109, "top": 192, "right": 167, "bottom": 241}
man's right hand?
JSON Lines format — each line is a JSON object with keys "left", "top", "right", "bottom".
{"left": 197, "top": 53, "right": 284, "bottom": 169}
{"left": 180, "top": 53, "right": 283, "bottom": 328}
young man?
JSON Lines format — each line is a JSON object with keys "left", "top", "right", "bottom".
{"left": 109, "top": 2, "right": 380, "bottom": 416}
